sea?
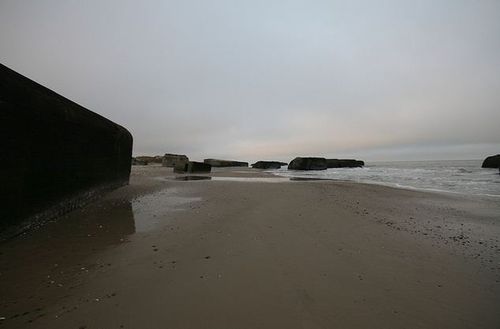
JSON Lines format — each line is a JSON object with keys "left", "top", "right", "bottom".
{"left": 273, "top": 160, "right": 500, "bottom": 197}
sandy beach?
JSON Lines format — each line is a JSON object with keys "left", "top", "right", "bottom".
{"left": 1, "top": 165, "right": 499, "bottom": 329}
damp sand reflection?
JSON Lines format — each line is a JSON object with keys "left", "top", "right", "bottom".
{"left": 0, "top": 183, "right": 201, "bottom": 327}
{"left": 131, "top": 188, "right": 201, "bottom": 232}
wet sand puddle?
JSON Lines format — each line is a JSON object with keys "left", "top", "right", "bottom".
{"left": 0, "top": 186, "right": 201, "bottom": 328}
{"left": 131, "top": 188, "right": 202, "bottom": 232}
{"left": 172, "top": 176, "right": 334, "bottom": 183}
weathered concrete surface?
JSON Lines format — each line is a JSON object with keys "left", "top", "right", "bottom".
{"left": 482, "top": 154, "right": 500, "bottom": 168}
{"left": 252, "top": 161, "right": 287, "bottom": 169}
{"left": 204, "top": 159, "right": 248, "bottom": 167}
{"left": 288, "top": 157, "right": 327, "bottom": 170}
{"left": 327, "top": 159, "right": 365, "bottom": 168}
{"left": 0, "top": 63, "right": 133, "bottom": 235}
{"left": 162, "top": 153, "right": 189, "bottom": 168}
{"left": 174, "top": 161, "right": 212, "bottom": 173}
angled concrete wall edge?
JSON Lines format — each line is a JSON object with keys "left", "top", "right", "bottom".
{"left": 0, "top": 63, "right": 133, "bottom": 238}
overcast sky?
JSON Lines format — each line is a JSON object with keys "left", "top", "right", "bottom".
{"left": 1, "top": 0, "right": 499, "bottom": 162}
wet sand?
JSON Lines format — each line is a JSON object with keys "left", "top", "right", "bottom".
{"left": 1, "top": 165, "right": 499, "bottom": 328}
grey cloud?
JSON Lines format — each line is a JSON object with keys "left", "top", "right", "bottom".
{"left": 1, "top": 0, "right": 499, "bottom": 161}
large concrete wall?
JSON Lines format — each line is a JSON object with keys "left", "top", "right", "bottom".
{"left": 0, "top": 63, "right": 133, "bottom": 234}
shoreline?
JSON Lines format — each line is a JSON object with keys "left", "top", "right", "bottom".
{"left": 175, "top": 164, "right": 500, "bottom": 200}
{"left": 283, "top": 175, "right": 500, "bottom": 200}
{"left": 1, "top": 165, "right": 499, "bottom": 328}
{"left": 268, "top": 160, "right": 500, "bottom": 199}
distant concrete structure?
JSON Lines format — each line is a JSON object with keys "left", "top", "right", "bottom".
{"left": 162, "top": 153, "right": 189, "bottom": 168}
{"left": 204, "top": 159, "right": 248, "bottom": 167}
{"left": 288, "top": 157, "right": 327, "bottom": 170}
{"left": 0, "top": 63, "right": 133, "bottom": 236}
{"left": 251, "top": 161, "right": 287, "bottom": 169}
{"left": 174, "top": 161, "right": 212, "bottom": 173}
{"left": 135, "top": 155, "right": 163, "bottom": 164}
{"left": 326, "top": 159, "right": 364, "bottom": 168}
{"left": 482, "top": 154, "right": 500, "bottom": 168}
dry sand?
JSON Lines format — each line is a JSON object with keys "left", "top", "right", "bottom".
{"left": 1, "top": 165, "right": 499, "bottom": 329}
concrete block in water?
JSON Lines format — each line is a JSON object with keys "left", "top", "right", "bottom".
{"left": 203, "top": 158, "right": 248, "bottom": 167}
{"left": 251, "top": 161, "right": 287, "bottom": 169}
{"left": 174, "top": 161, "right": 212, "bottom": 173}
{"left": 482, "top": 154, "right": 500, "bottom": 168}
{"left": 0, "top": 63, "right": 133, "bottom": 236}
{"left": 288, "top": 157, "right": 328, "bottom": 170}
{"left": 162, "top": 153, "right": 189, "bottom": 167}
{"left": 326, "top": 159, "right": 365, "bottom": 168}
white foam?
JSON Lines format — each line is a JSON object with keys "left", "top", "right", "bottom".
{"left": 272, "top": 160, "right": 500, "bottom": 197}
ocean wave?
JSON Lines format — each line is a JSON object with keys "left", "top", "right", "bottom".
{"left": 271, "top": 160, "right": 500, "bottom": 197}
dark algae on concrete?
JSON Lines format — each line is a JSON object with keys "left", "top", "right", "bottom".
{"left": 0, "top": 63, "right": 133, "bottom": 237}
